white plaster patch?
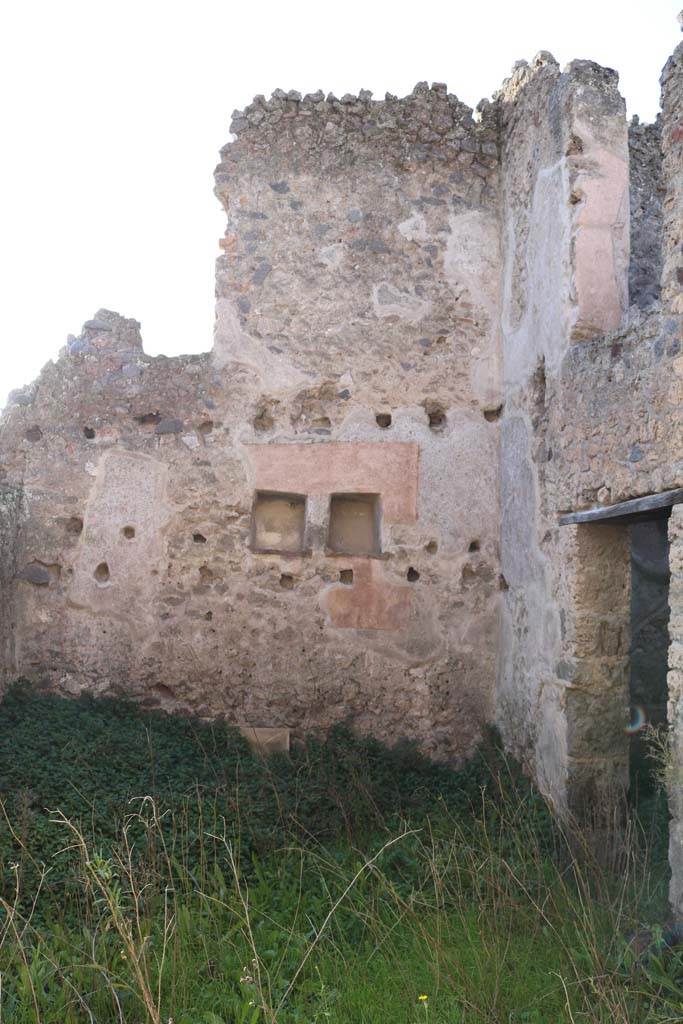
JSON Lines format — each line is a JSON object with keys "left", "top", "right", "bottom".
{"left": 502, "top": 160, "right": 570, "bottom": 385}
{"left": 372, "top": 282, "right": 431, "bottom": 322}
{"left": 181, "top": 433, "right": 201, "bottom": 450}
{"left": 212, "top": 299, "right": 307, "bottom": 387}
{"left": 444, "top": 210, "right": 502, "bottom": 406}
{"left": 317, "top": 244, "right": 344, "bottom": 269}
{"left": 69, "top": 451, "right": 169, "bottom": 616}
{"left": 398, "top": 211, "right": 429, "bottom": 244}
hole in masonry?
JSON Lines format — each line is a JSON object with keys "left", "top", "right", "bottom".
{"left": 66, "top": 516, "right": 83, "bottom": 535}
{"left": 468, "top": 539, "right": 480, "bottom": 553}
{"left": 94, "top": 562, "right": 110, "bottom": 584}
{"left": 25, "top": 426, "right": 43, "bottom": 442}
{"left": 253, "top": 406, "right": 275, "bottom": 432}
{"left": 83, "top": 426, "right": 96, "bottom": 439}
{"left": 566, "top": 133, "right": 584, "bottom": 155}
{"left": 193, "top": 532, "right": 207, "bottom": 544}
{"left": 498, "top": 574, "right": 509, "bottom": 591}
{"left": 427, "top": 408, "right": 446, "bottom": 431}
{"left": 204, "top": 610, "right": 213, "bottom": 621}
{"left": 279, "top": 573, "right": 295, "bottom": 590}
{"left": 312, "top": 416, "right": 332, "bottom": 429}
{"left": 134, "top": 411, "right": 161, "bottom": 426}
{"left": 406, "top": 567, "right": 420, "bottom": 582}
{"left": 122, "top": 526, "right": 136, "bottom": 539}
{"left": 425, "top": 540, "right": 438, "bottom": 554}
{"left": 339, "top": 569, "right": 354, "bottom": 585}
{"left": 483, "top": 404, "right": 503, "bottom": 422}
{"left": 375, "top": 413, "right": 392, "bottom": 428}
{"left": 197, "top": 420, "right": 214, "bottom": 435}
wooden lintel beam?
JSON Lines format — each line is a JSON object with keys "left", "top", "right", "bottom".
{"left": 559, "top": 488, "right": 683, "bottom": 526}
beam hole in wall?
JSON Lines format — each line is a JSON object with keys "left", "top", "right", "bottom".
{"left": 134, "top": 411, "right": 161, "bottom": 427}
{"left": 406, "top": 567, "right": 420, "bottom": 582}
{"left": 193, "top": 532, "right": 207, "bottom": 544}
{"left": 83, "top": 426, "right": 96, "bottom": 439}
{"left": 198, "top": 420, "right": 214, "bottom": 435}
{"left": 25, "top": 426, "right": 43, "bottom": 442}
{"left": 122, "top": 526, "right": 135, "bottom": 539}
{"left": 339, "top": 569, "right": 354, "bottom": 585}
{"left": 468, "top": 539, "right": 480, "bottom": 553}
{"left": 279, "top": 573, "right": 295, "bottom": 590}
{"left": 253, "top": 406, "right": 275, "bottom": 432}
{"left": 375, "top": 413, "right": 392, "bottom": 429}
{"left": 66, "top": 516, "right": 83, "bottom": 535}
{"left": 425, "top": 540, "right": 438, "bottom": 554}
{"left": 328, "top": 493, "right": 381, "bottom": 556}
{"left": 427, "top": 408, "right": 447, "bottom": 431}
{"left": 484, "top": 404, "right": 504, "bottom": 422}
{"left": 94, "top": 562, "right": 110, "bottom": 584}
{"left": 251, "top": 491, "right": 307, "bottom": 554}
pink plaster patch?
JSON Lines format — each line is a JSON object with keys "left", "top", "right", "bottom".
{"left": 247, "top": 442, "right": 418, "bottom": 522}
{"left": 570, "top": 140, "right": 629, "bottom": 340}
{"left": 322, "top": 559, "right": 413, "bottom": 630}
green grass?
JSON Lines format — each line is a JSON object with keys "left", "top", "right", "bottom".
{"left": 0, "top": 682, "right": 679, "bottom": 1023}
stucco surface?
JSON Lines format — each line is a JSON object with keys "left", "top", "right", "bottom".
{"left": 0, "top": 32, "right": 682, "bottom": 913}
{"left": 0, "top": 85, "right": 502, "bottom": 761}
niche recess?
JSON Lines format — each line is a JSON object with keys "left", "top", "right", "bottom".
{"left": 251, "top": 491, "right": 307, "bottom": 554}
{"left": 328, "top": 493, "right": 381, "bottom": 556}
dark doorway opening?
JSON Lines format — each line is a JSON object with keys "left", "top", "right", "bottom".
{"left": 629, "top": 514, "right": 671, "bottom": 799}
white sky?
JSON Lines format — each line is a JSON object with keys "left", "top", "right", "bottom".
{"left": 1, "top": 0, "right": 680, "bottom": 407}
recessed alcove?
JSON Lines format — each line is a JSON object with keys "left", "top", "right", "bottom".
{"left": 328, "top": 493, "right": 381, "bottom": 556}
{"left": 251, "top": 491, "right": 307, "bottom": 554}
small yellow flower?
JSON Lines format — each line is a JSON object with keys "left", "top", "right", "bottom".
{"left": 418, "top": 994, "right": 428, "bottom": 1002}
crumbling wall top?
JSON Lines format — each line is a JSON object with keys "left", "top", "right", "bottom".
{"left": 215, "top": 83, "right": 499, "bottom": 195}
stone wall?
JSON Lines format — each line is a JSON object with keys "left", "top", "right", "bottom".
{"left": 628, "top": 117, "right": 662, "bottom": 309}
{"left": 669, "top": 504, "right": 683, "bottom": 922}
{"left": 0, "top": 34, "right": 681, "bottom": 906}
{"left": 0, "top": 85, "right": 503, "bottom": 761}
{"left": 496, "top": 54, "right": 633, "bottom": 805}
{"left": 660, "top": 42, "right": 683, "bottom": 312}
{"left": 0, "top": 483, "right": 21, "bottom": 689}
{"left": 497, "top": 39, "right": 682, "bottom": 814}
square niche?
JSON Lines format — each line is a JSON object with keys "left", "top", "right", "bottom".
{"left": 328, "top": 493, "right": 381, "bottom": 556}
{"left": 251, "top": 491, "right": 306, "bottom": 554}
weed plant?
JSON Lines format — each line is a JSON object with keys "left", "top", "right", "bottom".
{"left": 0, "top": 683, "right": 679, "bottom": 1023}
